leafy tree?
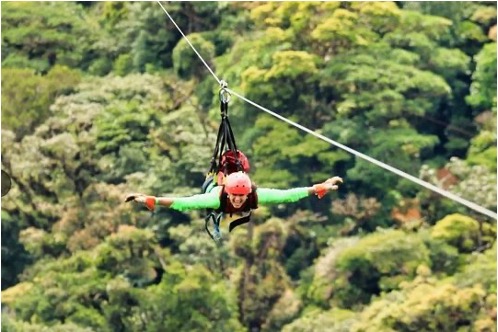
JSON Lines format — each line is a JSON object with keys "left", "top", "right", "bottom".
{"left": 231, "top": 218, "right": 301, "bottom": 331}
{"left": 467, "top": 42, "right": 497, "bottom": 112}
{"left": 1, "top": 210, "right": 32, "bottom": 290}
{"left": 305, "top": 238, "right": 359, "bottom": 308}
{"left": 125, "top": 261, "right": 245, "bottom": 332}
{"left": 331, "top": 194, "right": 383, "bottom": 234}
{"left": 419, "top": 230, "right": 461, "bottom": 276}
{"left": 1, "top": 72, "right": 208, "bottom": 287}
{"left": 2, "top": 253, "right": 109, "bottom": 330}
{"left": 113, "top": 54, "right": 133, "bottom": 76}
{"left": 251, "top": 115, "right": 341, "bottom": 189}
{"left": 335, "top": 230, "right": 431, "bottom": 307}
{"left": 419, "top": 158, "right": 497, "bottom": 221}
{"left": 1, "top": 66, "right": 81, "bottom": 138}
{"left": 307, "top": 230, "right": 434, "bottom": 309}
{"left": 95, "top": 1, "right": 229, "bottom": 75}
{"left": 467, "top": 109, "right": 497, "bottom": 171}
{"left": 2, "top": 227, "right": 243, "bottom": 332}
{"left": 431, "top": 213, "right": 496, "bottom": 253}
{"left": 402, "top": 2, "right": 495, "bottom": 157}
{"left": 1, "top": 2, "right": 99, "bottom": 72}
{"left": 282, "top": 308, "right": 358, "bottom": 332}
{"left": 172, "top": 33, "right": 216, "bottom": 79}
{"left": 352, "top": 272, "right": 495, "bottom": 332}
{"left": 240, "top": 50, "right": 321, "bottom": 127}
{"left": 280, "top": 210, "right": 326, "bottom": 280}
{"left": 402, "top": 1, "right": 492, "bottom": 54}
{"left": 445, "top": 158, "right": 497, "bottom": 211}
{"left": 454, "top": 243, "right": 497, "bottom": 293}
{"left": 2, "top": 313, "right": 94, "bottom": 332}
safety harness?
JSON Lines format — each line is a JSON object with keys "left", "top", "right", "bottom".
{"left": 202, "top": 81, "right": 255, "bottom": 243}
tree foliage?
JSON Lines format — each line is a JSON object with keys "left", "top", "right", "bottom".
{"left": 1, "top": 65, "right": 81, "bottom": 138}
{"left": 1, "top": 2, "right": 496, "bottom": 331}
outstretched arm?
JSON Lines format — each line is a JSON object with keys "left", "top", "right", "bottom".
{"left": 257, "top": 176, "right": 343, "bottom": 205}
{"left": 125, "top": 187, "right": 222, "bottom": 212}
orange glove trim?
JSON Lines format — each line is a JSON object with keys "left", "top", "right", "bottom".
{"left": 145, "top": 196, "right": 156, "bottom": 211}
{"left": 313, "top": 184, "right": 328, "bottom": 199}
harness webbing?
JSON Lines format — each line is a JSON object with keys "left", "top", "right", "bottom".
{"left": 208, "top": 94, "right": 240, "bottom": 175}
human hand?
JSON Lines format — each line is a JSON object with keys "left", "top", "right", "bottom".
{"left": 323, "top": 176, "right": 343, "bottom": 191}
{"left": 125, "top": 193, "right": 147, "bottom": 203}
{"left": 125, "top": 193, "right": 156, "bottom": 211}
{"left": 313, "top": 176, "right": 343, "bottom": 199}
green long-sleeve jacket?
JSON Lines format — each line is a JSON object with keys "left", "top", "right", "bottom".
{"left": 170, "top": 186, "right": 311, "bottom": 212}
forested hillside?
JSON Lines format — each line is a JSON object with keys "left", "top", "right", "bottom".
{"left": 1, "top": 2, "right": 496, "bottom": 331}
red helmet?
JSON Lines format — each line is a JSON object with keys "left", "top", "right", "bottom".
{"left": 225, "top": 171, "right": 252, "bottom": 195}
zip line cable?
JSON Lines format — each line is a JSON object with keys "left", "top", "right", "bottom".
{"left": 156, "top": 1, "right": 498, "bottom": 221}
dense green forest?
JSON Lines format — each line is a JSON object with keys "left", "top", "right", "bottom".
{"left": 1, "top": 2, "right": 496, "bottom": 331}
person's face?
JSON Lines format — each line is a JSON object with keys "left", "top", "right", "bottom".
{"left": 228, "top": 193, "right": 249, "bottom": 209}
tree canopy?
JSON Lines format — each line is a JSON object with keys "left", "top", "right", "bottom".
{"left": 1, "top": 2, "right": 496, "bottom": 331}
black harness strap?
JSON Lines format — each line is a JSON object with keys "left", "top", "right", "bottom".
{"left": 228, "top": 212, "right": 252, "bottom": 232}
{"left": 206, "top": 84, "right": 240, "bottom": 176}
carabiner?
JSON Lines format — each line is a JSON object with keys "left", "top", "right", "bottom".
{"left": 219, "top": 80, "right": 231, "bottom": 104}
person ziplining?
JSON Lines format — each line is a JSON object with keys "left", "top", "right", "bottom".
{"left": 126, "top": 171, "right": 342, "bottom": 241}
{"left": 125, "top": 82, "right": 343, "bottom": 242}
{"left": 125, "top": 172, "right": 342, "bottom": 242}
